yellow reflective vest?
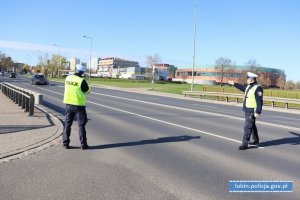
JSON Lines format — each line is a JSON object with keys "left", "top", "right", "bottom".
{"left": 63, "top": 75, "right": 88, "bottom": 106}
{"left": 245, "top": 85, "right": 258, "bottom": 108}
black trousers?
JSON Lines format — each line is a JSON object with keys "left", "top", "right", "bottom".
{"left": 242, "top": 112, "right": 259, "bottom": 146}
{"left": 63, "top": 104, "right": 88, "bottom": 147}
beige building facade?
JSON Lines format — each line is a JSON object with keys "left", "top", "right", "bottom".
{"left": 97, "top": 57, "right": 140, "bottom": 77}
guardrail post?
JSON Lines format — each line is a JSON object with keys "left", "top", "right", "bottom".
{"left": 18, "top": 94, "right": 22, "bottom": 106}
{"left": 25, "top": 97, "right": 29, "bottom": 112}
{"left": 22, "top": 94, "right": 26, "bottom": 109}
{"left": 271, "top": 102, "right": 275, "bottom": 108}
{"left": 10, "top": 89, "right": 13, "bottom": 100}
{"left": 29, "top": 94, "right": 35, "bottom": 116}
{"left": 15, "top": 92, "right": 17, "bottom": 104}
{"left": 286, "top": 103, "right": 288, "bottom": 109}
{"left": 15, "top": 92, "right": 19, "bottom": 104}
{"left": 12, "top": 90, "right": 15, "bottom": 102}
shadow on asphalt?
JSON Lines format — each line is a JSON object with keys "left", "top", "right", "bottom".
{"left": 88, "top": 135, "right": 201, "bottom": 150}
{"left": 259, "top": 131, "right": 300, "bottom": 147}
{"left": 43, "top": 100, "right": 65, "bottom": 115}
{"left": 0, "top": 125, "right": 53, "bottom": 134}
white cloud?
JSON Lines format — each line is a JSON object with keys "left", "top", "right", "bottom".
{"left": 0, "top": 39, "right": 103, "bottom": 59}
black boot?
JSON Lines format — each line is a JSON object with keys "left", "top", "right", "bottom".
{"left": 249, "top": 140, "right": 259, "bottom": 145}
{"left": 238, "top": 145, "right": 248, "bottom": 150}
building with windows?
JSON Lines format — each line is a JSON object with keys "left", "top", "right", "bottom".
{"left": 87, "top": 57, "right": 100, "bottom": 72}
{"left": 97, "top": 57, "right": 140, "bottom": 77}
{"left": 144, "top": 64, "right": 177, "bottom": 81}
{"left": 175, "top": 65, "right": 285, "bottom": 87}
{"left": 69, "top": 58, "right": 80, "bottom": 71}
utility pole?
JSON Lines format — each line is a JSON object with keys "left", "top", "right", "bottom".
{"left": 191, "top": 0, "right": 197, "bottom": 91}
{"left": 83, "top": 35, "right": 93, "bottom": 82}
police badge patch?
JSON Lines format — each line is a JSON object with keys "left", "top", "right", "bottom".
{"left": 258, "top": 92, "right": 263, "bottom": 96}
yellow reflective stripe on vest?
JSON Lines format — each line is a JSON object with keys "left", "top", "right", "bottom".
{"left": 63, "top": 75, "right": 86, "bottom": 106}
{"left": 245, "top": 85, "right": 258, "bottom": 108}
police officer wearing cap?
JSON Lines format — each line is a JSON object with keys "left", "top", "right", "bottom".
{"left": 63, "top": 64, "right": 90, "bottom": 150}
{"left": 228, "top": 72, "right": 263, "bottom": 150}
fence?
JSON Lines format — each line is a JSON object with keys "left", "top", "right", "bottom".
{"left": 182, "top": 91, "right": 300, "bottom": 109}
{"left": 0, "top": 82, "right": 42, "bottom": 116}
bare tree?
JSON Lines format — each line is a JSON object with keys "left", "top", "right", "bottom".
{"left": 246, "top": 60, "right": 262, "bottom": 73}
{"left": 146, "top": 53, "right": 161, "bottom": 68}
{"left": 47, "top": 54, "right": 67, "bottom": 77}
{"left": 284, "top": 80, "right": 295, "bottom": 90}
{"left": 0, "top": 52, "right": 14, "bottom": 72}
{"left": 0, "top": 52, "right": 4, "bottom": 71}
{"left": 22, "top": 64, "right": 31, "bottom": 74}
{"left": 245, "top": 59, "right": 274, "bottom": 86}
{"left": 215, "top": 57, "right": 234, "bottom": 86}
{"left": 276, "top": 74, "right": 286, "bottom": 89}
{"left": 295, "top": 81, "right": 300, "bottom": 90}
{"left": 146, "top": 54, "right": 161, "bottom": 82}
{"left": 259, "top": 72, "right": 272, "bottom": 88}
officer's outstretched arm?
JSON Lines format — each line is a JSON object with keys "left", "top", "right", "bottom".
{"left": 233, "top": 83, "right": 246, "bottom": 92}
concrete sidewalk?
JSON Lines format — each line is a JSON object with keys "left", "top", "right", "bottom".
{"left": 0, "top": 92, "right": 63, "bottom": 162}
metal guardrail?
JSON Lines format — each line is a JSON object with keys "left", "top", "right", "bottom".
{"left": 182, "top": 91, "right": 300, "bottom": 109}
{"left": 0, "top": 82, "right": 42, "bottom": 116}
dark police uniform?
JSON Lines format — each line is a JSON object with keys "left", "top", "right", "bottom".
{"left": 233, "top": 80, "right": 263, "bottom": 149}
{"left": 62, "top": 72, "right": 90, "bottom": 149}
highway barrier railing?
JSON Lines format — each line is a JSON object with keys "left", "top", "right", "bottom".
{"left": 0, "top": 82, "right": 43, "bottom": 116}
{"left": 182, "top": 91, "right": 300, "bottom": 109}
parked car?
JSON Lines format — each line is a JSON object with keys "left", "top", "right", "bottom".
{"left": 0, "top": 72, "right": 5, "bottom": 77}
{"left": 31, "top": 74, "right": 49, "bottom": 85}
{"left": 9, "top": 72, "right": 16, "bottom": 78}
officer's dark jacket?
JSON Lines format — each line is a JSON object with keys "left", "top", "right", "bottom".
{"left": 74, "top": 73, "right": 89, "bottom": 93}
{"left": 234, "top": 82, "right": 263, "bottom": 114}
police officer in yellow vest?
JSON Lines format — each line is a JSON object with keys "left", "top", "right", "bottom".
{"left": 228, "top": 72, "right": 263, "bottom": 150}
{"left": 63, "top": 64, "right": 90, "bottom": 150}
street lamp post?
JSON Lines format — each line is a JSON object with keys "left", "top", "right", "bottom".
{"left": 191, "top": 0, "right": 197, "bottom": 91}
{"left": 53, "top": 44, "right": 61, "bottom": 77}
{"left": 83, "top": 35, "right": 93, "bottom": 82}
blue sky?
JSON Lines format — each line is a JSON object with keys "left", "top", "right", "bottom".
{"left": 1, "top": 0, "right": 299, "bottom": 81}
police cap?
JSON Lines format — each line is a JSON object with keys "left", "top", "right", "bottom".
{"left": 247, "top": 72, "right": 258, "bottom": 79}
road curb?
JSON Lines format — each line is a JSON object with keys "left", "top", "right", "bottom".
{"left": 0, "top": 105, "right": 64, "bottom": 163}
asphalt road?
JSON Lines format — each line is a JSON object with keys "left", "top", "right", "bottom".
{"left": 1, "top": 76, "right": 299, "bottom": 200}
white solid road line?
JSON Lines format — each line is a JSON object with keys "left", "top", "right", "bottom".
{"left": 272, "top": 115, "right": 300, "bottom": 121}
{"left": 192, "top": 103, "right": 218, "bottom": 109}
{"left": 90, "top": 91, "right": 300, "bottom": 132}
